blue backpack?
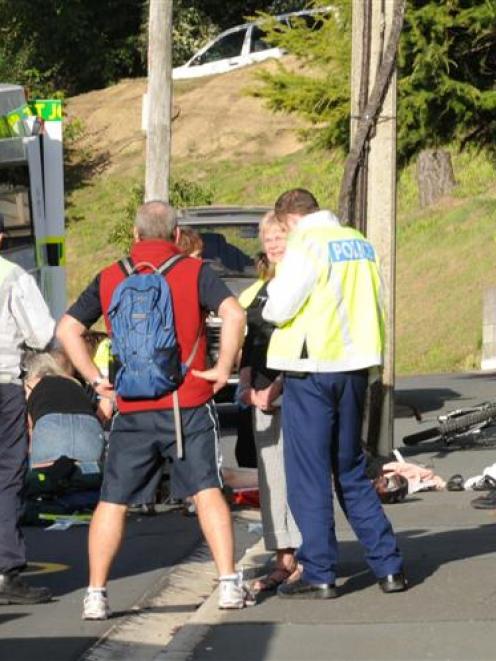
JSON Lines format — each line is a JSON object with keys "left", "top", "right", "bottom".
{"left": 108, "top": 254, "right": 188, "bottom": 400}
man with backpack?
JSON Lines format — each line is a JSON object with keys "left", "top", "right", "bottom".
{"left": 56, "top": 201, "right": 249, "bottom": 619}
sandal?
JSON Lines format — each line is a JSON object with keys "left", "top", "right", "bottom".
{"left": 252, "top": 567, "right": 293, "bottom": 593}
{"left": 447, "top": 474, "right": 464, "bottom": 491}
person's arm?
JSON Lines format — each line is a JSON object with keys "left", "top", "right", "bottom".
{"left": 192, "top": 296, "right": 246, "bottom": 393}
{"left": 262, "top": 241, "right": 321, "bottom": 325}
{"left": 12, "top": 272, "right": 55, "bottom": 349}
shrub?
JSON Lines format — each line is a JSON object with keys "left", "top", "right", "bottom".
{"left": 108, "top": 178, "right": 214, "bottom": 252}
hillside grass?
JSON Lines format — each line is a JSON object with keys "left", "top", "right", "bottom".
{"left": 65, "top": 142, "right": 496, "bottom": 375}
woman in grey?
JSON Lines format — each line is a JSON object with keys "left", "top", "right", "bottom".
{"left": 238, "top": 211, "right": 301, "bottom": 592}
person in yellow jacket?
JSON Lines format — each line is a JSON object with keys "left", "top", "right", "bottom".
{"left": 262, "top": 188, "right": 406, "bottom": 599}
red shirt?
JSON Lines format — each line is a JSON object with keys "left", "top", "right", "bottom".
{"left": 99, "top": 240, "right": 213, "bottom": 412}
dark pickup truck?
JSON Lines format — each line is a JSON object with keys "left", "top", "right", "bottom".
{"left": 178, "top": 205, "right": 269, "bottom": 405}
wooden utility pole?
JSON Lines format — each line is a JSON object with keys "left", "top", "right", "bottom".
{"left": 343, "top": 0, "right": 406, "bottom": 456}
{"left": 145, "top": 0, "right": 173, "bottom": 202}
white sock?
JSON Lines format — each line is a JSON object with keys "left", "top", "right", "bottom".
{"left": 219, "top": 573, "right": 238, "bottom": 581}
{"left": 87, "top": 586, "right": 107, "bottom": 594}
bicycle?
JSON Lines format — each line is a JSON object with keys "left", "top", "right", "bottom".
{"left": 403, "top": 402, "right": 496, "bottom": 448}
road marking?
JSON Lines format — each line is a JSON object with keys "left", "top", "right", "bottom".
{"left": 24, "top": 561, "right": 70, "bottom": 576}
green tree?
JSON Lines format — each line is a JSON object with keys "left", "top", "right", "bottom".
{"left": 0, "top": 0, "right": 308, "bottom": 96}
{"left": 251, "top": 0, "right": 496, "bottom": 164}
{"left": 0, "top": 0, "right": 145, "bottom": 96}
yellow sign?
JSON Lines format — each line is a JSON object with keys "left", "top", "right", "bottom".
{"left": 25, "top": 561, "right": 70, "bottom": 576}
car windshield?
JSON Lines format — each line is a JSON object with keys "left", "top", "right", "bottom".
{"left": 191, "top": 29, "right": 246, "bottom": 66}
{"left": 180, "top": 223, "right": 260, "bottom": 278}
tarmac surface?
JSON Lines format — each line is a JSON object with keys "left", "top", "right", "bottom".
{"left": 163, "top": 371, "right": 496, "bottom": 661}
{"left": 3, "top": 371, "right": 496, "bottom": 660}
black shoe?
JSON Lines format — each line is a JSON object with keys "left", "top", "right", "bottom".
{"left": 471, "top": 489, "right": 496, "bottom": 509}
{"left": 378, "top": 572, "right": 408, "bottom": 593}
{"left": 0, "top": 574, "right": 52, "bottom": 605}
{"left": 277, "top": 577, "right": 337, "bottom": 599}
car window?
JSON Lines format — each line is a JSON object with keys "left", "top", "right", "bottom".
{"left": 250, "top": 26, "right": 272, "bottom": 53}
{"left": 191, "top": 29, "right": 247, "bottom": 66}
{"left": 287, "top": 12, "right": 326, "bottom": 31}
{"left": 180, "top": 223, "right": 260, "bottom": 277}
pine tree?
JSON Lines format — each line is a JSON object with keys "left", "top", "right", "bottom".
{"left": 251, "top": 0, "right": 496, "bottom": 165}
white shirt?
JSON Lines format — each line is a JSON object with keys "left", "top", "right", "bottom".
{"left": 0, "top": 257, "right": 55, "bottom": 382}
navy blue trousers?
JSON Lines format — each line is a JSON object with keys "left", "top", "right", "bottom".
{"left": 0, "top": 384, "right": 28, "bottom": 574}
{"left": 282, "top": 371, "right": 403, "bottom": 585}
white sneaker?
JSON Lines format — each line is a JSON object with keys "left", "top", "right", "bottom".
{"left": 218, "top": 571, "right": 256, "bottom": 610}
{"left": 82, "top": 590, "right": 110, "bottom": 620}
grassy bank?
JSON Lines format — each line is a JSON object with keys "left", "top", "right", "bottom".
{"left": 65, "top": 143, "right": 496, "bottom": 375}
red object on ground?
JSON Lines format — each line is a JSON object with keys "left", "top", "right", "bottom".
{"left": 231, "top": 488, "right": 260, "bottom": 508}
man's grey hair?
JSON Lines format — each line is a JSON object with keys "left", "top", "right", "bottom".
{"left": 135, "top": 200, "right": 177, "bottom": 241}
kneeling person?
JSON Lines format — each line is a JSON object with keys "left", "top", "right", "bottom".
{"left": 57, "top": 201, "right": 249, "bottom": 619}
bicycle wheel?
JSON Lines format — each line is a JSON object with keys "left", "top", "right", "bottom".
{"left": 402, "top": 427, "right": 440, "bottom": 446}
{"left": 440, "top": 405, "right": 496, "bottom": 436}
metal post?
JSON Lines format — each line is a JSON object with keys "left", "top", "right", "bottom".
{"left": 351, "top": 0, "right": 396, "bottom": 456}
{"left": 364, "top": 0, "right": 398, "bottom": 455}
{"left": 145, "top": 0, "right": 173, "bottom": 202}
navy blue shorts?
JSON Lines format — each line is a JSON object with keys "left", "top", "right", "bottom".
{"left": 100, "top": 401, "right": 223, "bottom": 504}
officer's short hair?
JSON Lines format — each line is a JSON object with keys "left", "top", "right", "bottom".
{"left": 135, "top": 200, "right": 177, "bottom": 241}
{"left": 275, "top": 188, "right": 319, "bottom": 219}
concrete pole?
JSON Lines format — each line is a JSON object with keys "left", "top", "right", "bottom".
{"left": 145, "top": 0, "right": 173, "bottom": 202}
{"left": 351, "top": 0, "right": 398, "bottom": 455}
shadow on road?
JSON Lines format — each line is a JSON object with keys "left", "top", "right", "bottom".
{"left": 395, "top": 388, "right": 462, "bottom": 416}
{"left": 338, "top": 523, "right": 496, "bottom": 592}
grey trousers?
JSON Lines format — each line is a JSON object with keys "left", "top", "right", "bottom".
{"left": 253, "top": 406, "right": 301, "bottom": 551}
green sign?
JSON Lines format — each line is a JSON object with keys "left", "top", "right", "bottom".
{"left": 4, "top": 103, "right": 33, "bottom": 137}
{"left": 29, "top": 99, "right": 62, "bottom": 122}
{"left": 0, "top": 99, "right": 62, "bottom": 140}
{"left": 0, "top": 116, "right": 10, "bottom": 139}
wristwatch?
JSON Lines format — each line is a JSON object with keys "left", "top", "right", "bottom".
{"left": 90, "top": 375, "right": 104, "bottom": 388}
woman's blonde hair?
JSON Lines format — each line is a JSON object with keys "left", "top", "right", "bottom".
{"left": 23, "top": 349, "right": 74, "bottom": 382}
{"left": 257, "top": 210, "right": 288, "bottom": 281}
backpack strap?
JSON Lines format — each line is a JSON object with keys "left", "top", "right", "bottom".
{"left": 156, "top": 253, "right": 187, "bottom": 275}
{"left": 118, "top": 254, "right": 186, "bottom": 278}
{"left": 172, "top": 390, "right": 184, "bottom": 460}
{"left": 117, "top": 257, "right": 134, "bottom": 278}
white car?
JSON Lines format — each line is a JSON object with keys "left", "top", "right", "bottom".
{"left": 173, "top": 7, "right": 331, "bottom": 81}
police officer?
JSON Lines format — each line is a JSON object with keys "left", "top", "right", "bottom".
{"left": 262, "top": 189, "right": 406, "bottom": 599}
{"left": 0, "top": 228, "right": 54, "bottom": 604}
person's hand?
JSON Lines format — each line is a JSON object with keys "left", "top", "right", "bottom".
{"left": 93, "top": 378, "right": 115, "bottom": 401}
{"left": 192, "top": 366, "right": 230, "bottom": 394}
{"left": 97, "top": 396, "right": 114, "bottom": 422}
{"left": 252, "top": 381, "right": 282, "bottom": 411}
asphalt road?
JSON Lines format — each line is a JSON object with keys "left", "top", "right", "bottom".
{"left": 2, "top": 373, "right": 496, "bottom": 661}
{"left": 0, "top": 407, "right": 240, "bottom": 661}
{"left": 0, "top": 509, "right": 203, "bottom": 661}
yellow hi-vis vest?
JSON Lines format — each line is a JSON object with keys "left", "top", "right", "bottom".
{"left": 266, "top": 225, "right": 385, "bottom": 373}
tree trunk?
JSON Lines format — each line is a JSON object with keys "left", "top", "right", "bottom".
{"left": 416, "top": 149, "right": 456, "bottom": 207}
